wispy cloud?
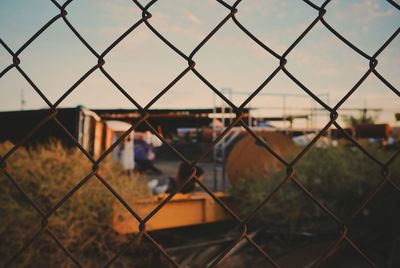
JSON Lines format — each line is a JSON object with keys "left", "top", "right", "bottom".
{"left": 185, "top": 12, "right": 203, "bottom": 25}
{"left": 329, "top": 0, "right": 397, "bottom": 33}
{"left": 351, "top": 1, "right": 395, "bottom": 22}
{"left": 1, "top": 0, "right": 398, "bottom": 126}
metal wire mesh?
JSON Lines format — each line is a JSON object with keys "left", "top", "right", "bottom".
{"left": 0, "top": 0, "right": 399, "bottom": 267}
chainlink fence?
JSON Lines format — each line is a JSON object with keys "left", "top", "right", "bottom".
{"left": 1, "top": 0, "right": 399, "bottom": 267}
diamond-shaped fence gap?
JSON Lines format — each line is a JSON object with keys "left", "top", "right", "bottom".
{"left": 373, "top": 35, "right": 400, "bottom": 90}
{"left": 66, "top": 0, "right": 143, "bottom": 53}
{"left": 217, "top": 227, "right": 328, "bottom": 268}
{"left": 17, "top": 20, "right": 97, "bottom": 104}
{"left": 92, "top": 118, "right": 208, "bottom": 214}
{"left": 240, "top": 71, "right": 331, "bottom": 130}
{"left": 145, "top": 0, "right": 228, "bottom": 55}
{"left": 0, "top": 0, "right": 59, "bottom": 51}
{"left": 203, "top": 115, "right": 297, "bottom": 193}
{"left": 345, "top": 181, "right": 400, "bottom": 268}
{"left": 193, "top": 20, "right": 278, "bottom": 106}
{"left": 59, "top": 70, "right": 137, "bottom": 109}
{"left": 335, "top": 74, "right": 400, "bottom": 153}
{"left": 285, "top": 22, "right": 368, "bottom": 99}
{"left": 60, "top": 75, "right": 141, "bottom": 165}
{"left": 321, "top": 0, "right": 400, "bottom": 56}
{"left": 0, "top": 68, "right": 50, "bottom": 111}
{"left": 83, "top": 109, "right": 153, "bottom": 176}
{"left": 104, "top": 23, "right": 188, "bottom": 106}
{"left": 45, "top": 176, "right": 144, "bottom": 267}
{"left": 145, "top": 204, "right": 242, "bottom": 267}
{"left": 0, "top": 171, "right": 43, "bottom": 267}
{"left": 233, "top": 0, "right": 317, "bottom": 55}
{"left": 231, "top": 180, "right": 338, "bottom": 267}
{"left": 255, "top": 173, "right": 339, "bottom": 232}
{"left": 148, "top": 72, "right": 214, "bottom": 110}
{"left": 292, "top": 141, "right": 384, "bottom": 221}
{"left": 142, "top": 76, "right": 241, "bottom": 162}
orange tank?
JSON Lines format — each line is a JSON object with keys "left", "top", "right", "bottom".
{"left": 226, "top": 131, "right": 296, "bottom": 184}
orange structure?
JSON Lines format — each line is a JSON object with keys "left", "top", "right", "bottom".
{"left": 226, "top": 131, "right": 296, "bottom": 184}
{"left": 113, "top": 192, "right": 232, "bottom": 234}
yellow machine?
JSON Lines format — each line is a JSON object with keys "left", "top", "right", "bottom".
{"left": 113, "top": 192, "right": 232, "bottom": 234}
{"left": 112, "top": 132, "right": 295, "bottom": 234}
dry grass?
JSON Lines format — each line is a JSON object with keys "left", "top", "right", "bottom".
{"left": 0, "top": 141, "right": 151, "bottom": 267}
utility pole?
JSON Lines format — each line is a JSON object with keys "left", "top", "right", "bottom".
{"left": 20, "top": 88, "right": 26, "bottom": 110}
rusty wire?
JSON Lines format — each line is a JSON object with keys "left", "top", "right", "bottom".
{"left": 0, "top": 0, "right": 399, "bottom": 267}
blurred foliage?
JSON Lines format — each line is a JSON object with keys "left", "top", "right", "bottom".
{"left": 230, "top": 144, "right": 400, "bottom": 235}
{"left": 0, "top": 141, "right": 150, "bottom": 267}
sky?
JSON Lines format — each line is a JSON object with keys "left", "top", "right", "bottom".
{"left": 0, "top": 0, "right": 399, "bottom": 128}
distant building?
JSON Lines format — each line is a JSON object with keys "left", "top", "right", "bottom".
{"left": 0, "top": 107, "right": 245, "bottom": 166}
{"left": 0, "top": 107, "right": 112, "bottom": 158}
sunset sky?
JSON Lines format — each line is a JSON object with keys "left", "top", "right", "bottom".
{"left": 0, "top": 0, "right": 399, "bottom": 127}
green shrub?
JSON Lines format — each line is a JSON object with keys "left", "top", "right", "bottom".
{"left": 230, "top": 145, "right": 400, "bottom": 235}
{"left": 0, "top": 141, "right": 150, "bottom": 267}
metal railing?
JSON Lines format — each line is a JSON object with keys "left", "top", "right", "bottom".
{"left": 0, "top": 0, "right": 399, "bottom": 267}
